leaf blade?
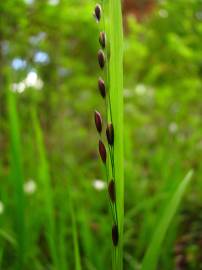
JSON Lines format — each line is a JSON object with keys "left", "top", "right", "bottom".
{"left": 141, "top": 170, "right": 194, "bottom": 270}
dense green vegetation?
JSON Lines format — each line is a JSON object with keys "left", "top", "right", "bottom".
{"left": 0, "top": 0, "right": 202, "bottom": 269}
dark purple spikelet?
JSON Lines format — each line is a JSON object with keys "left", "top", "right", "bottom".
{"left": 108, "top": 180, "right": 116, "bottom": 203}
{"left": 106, "top": 123, "right": 114, "bottom": 145}
{"left": 99, "top": 140, "right": 107, "bottom": 163}
{"left": 98, "top": 49, "right": 105, "bottom": 69}
{"left": 112, "top": 224, "right": 119, "bottom": 247}
{"left": 99, "top": 31, "right": 106, "bottom": 49}
{"left": 98, "top": 77, "right": 106, "bottom": 98}
{"left": 94, "top": 111, "right": 102, "bottom": 133}
{"left": 94, "top": 4, "right": 102, "bottom": 22}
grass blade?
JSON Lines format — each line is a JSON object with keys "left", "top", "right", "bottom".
{"left": 70, "top": 198, "right": 82, "bottom": 270}
{"left": 0, "top": 247, "right": 3, "bottom": 268}
{"left": 7, "top": 88, "right": 25, "bottom": 269}
{"left": 141, "top": 170, "right": 194, "bottom": 270}
{"left": 31, "top": 108, "right": 59, "bottom": 268}
{"left": 0, "top": 229, "right": 17, "bottom": 247}
{"left": 108, "top": 1, "right": 124, "bottom": 269}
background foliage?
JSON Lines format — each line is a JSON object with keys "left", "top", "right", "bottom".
{"left": 0, "top": 0, "right": 202, "bottom": 269}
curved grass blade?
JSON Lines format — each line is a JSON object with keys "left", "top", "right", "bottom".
{"left": 0, "top": 229, "right": 17, "bottom": 247}
{"left": 141, "top": 170, "right": 194, "bottom": 270}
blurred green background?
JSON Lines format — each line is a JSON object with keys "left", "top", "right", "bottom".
{"left": 1, "top": 0, "right": 202, "bottom": 269}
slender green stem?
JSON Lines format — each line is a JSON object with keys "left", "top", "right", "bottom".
{"left": 7, "top": 81, "right": 25, "bottom": 270}
{"left": 96, "top": 1, "right": 124, "bottom": 268}
{"left": 104, "top": 165, "right": 117, "bottom": 223}
{"left": 69, "top": 197, "right": 82, "bottom": 270}
{"left": 31, "top": 108, "right": 59, "bottom": 269}
{"left": 108, "top": 1, "right": 124, "bottom": 269}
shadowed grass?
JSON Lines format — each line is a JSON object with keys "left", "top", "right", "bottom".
{"left": 0, "top": 247, "right": 3, "bottom": 269}
{"left": 31, "top": 108, "right": 59, "bottom": 269}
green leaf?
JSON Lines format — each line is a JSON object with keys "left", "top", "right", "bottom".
{"left": 32, "top": 108, "right": 59, "bottom": 269}
{"left": 70, "top": 199, "right": 82, "bottom": 270}
{"left": 7, "top": 87, "right": 25, "bottom": 269}
{"left": 0, "top": 229, "right": 17, "bottom": 247}
{"left": 109, "top": 0, "right": 124, "bottom": 269}
{"left": 141, "top": 170, "right": 194, "bottom": 270}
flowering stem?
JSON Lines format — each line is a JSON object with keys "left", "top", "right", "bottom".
{"left": 93, "top": 1, "right": 124, "bottom": 269}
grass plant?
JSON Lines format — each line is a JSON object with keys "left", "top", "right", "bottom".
{"left": 0, "top": 1, "right": 199, "bottom": 269}
{"left": 142, "top": 170, "right": 193, "bottom": 270}
{"left": 32, "top": 108, "right": 59, "bottom": 269}
{"left": 7, "top": 82, "right": 25, "bottom": 270}
{"left": 93, "top": 1, "right": 124, "bottom": 269}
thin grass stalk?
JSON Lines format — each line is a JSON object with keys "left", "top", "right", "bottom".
{"left": 0, "top": 245, "right": 3, "bottom": 268}
{"left": 69, "top": 197, "right": 82, "bottom": 270}
{"left": 58, "top": 208, "right": 69, "bottom": 270}
{"left": 6, "top": 83, "right": 25, "bottom": 270}
{"left": 108, "top": 1, "right": 124, "bottom": 269}
{"left": 0, "top": 231, "right": 4, "bottom": 267}
{"left": 0, "top": 161, "right": 4, "bottom": 268}
{"left": 31, "top": 108, "right": 59, "bottom": 269}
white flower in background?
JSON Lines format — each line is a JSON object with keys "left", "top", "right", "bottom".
{"left": 34, "top": 51, "right": 49, "bottom": 64}
{"left": 135, "top": 84, "right": 147, "bottom": 95}
{"left": 169, "top": 122, "right": 178, "bottom": 134}
{"left": 12, "top": 71, "right": 43, "bottom": 93}
{"left": 24, "top": 179, "right": 37, "bottom": 195}
{"left": 92, "top": 179, "right": 106, "bottom": 191}
{"left": 12, "top": 82, "right": 26, "bottom": 93}
{"left": 0, "top": 201, "right": 4, "bottom": 215}
{"left": 25, "top": 71, "right": 43, "bottom": 89}
{"left": 12, "top": 58, "right": 27, "bottom": 70}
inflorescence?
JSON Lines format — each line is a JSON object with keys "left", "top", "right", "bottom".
{"left": 93, "top": 2, "right": 119, "bottom": 248}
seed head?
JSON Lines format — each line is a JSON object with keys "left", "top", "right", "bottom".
{"left": 99, "top": 140, "right": 107, "bottom": 163}
{"left": 108, "top": 180, "right": 116, "bottom": 203}
{"left": 98, "top": 77, "right": 106, "bottom": 98}
{"left": 94, "top": 4, "right": 102, "bottom": 22}
{"left": 106, "top": 123, "right": 114, "bottom": 145}
{"left": 98, "top": 49, "right": 105, "bottom": 69}
{"left": 99, "top": 32, "right": 106, "bottom": 49}
{"left": 94, "top": 111, "right": 102, "bottom": 133}
{"left": 112, "top": 224, "right": 119, "bottom": 246}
